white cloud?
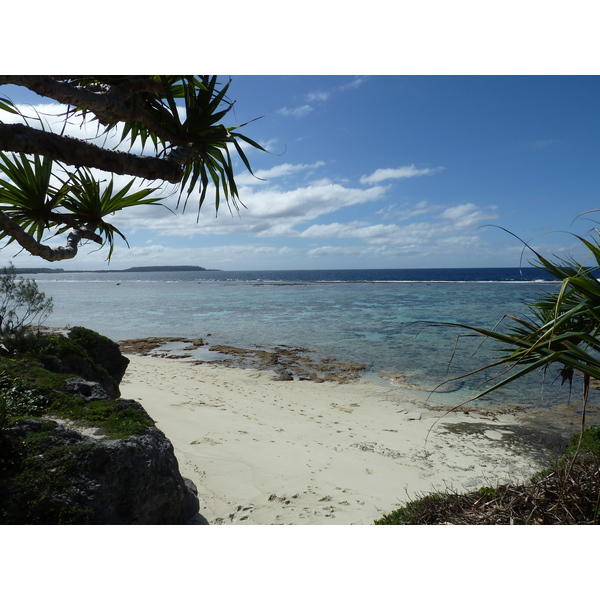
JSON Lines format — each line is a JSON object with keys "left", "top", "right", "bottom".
{"left": 274, "top": 78, "right": 367, "bottom": 123}
{"left": 376, "top": 200, "right": 434, "bottom": 221}
{"left": 337, "top": 77, "right": 369, "bottom": 91}
{"left": 307, "top": 245, "right": 368, "bottom": 257}
{"left": 276, "top": 105, "right": 314, "bottom": 118}
{"left": 295, "top": 202, "right": 498, "bottom": 248}
{"left": 300, "top": 222, "right": 401, "bottom": 244}
{"left": 438, "top": 203, "right": 497, "bottom": 228}
{"left": 245, "top": 182, "right": 385, "bottom": 219}
{"left": 306, "top": 91, "right": 330, "bottom": 102}
{"left": 235, "top": 161, "right": 325, "bottom": 185}
{"left": 439, "top": 203, "right": 479, "bottom": 219}
{"left": 109, "top": 180, "right": 388, "bottom": 239}
{"left": 360, "top": 164, "right": 444, "bottom": 184}
{"left": 126, "top": 243, "right": 299, "bottom": 269}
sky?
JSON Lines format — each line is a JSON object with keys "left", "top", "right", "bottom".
{"left": 2, "top": 3, "right": 597, "bottom": 580}
{"left": 2, "top": 75, "right": 600, "bottom": 272}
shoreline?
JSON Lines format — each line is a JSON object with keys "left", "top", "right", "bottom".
{"left": 119, "top": 353, "right": 572, "bottom": 525}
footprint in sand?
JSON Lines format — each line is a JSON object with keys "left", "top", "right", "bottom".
{"left": 227, "top": 505, "right": 255, "bottom": 523}
{"left": 190, "top": 436, "right": 222, "bottom": 446}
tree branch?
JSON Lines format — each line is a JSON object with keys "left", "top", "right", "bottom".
{"left": 49, "top": 214, "right": 103, "bottom": 244}
{"left": 0, "top": 209, "right": 99, "bottom": 261}
{"left": 0, "top": 123, "right": 183, "bottom": 183}
{"left": 0, "top": 75, "right": 182, "bottom": 143}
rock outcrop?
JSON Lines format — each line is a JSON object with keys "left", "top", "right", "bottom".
{"left": 2, "top": 402, "right": 200, "bottom": 525}
{"left": 0, "top": 327, "right": 203, "bottom": 525}
{"left": 39, "top": 326, "right": 129, "bottom": 398}
{"left": 68, "top": 326, "right": 130, "bottom": 385}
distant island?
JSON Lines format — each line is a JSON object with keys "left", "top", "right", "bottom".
{"left": 13, "top": 266, "right": 220, "bottom": 274}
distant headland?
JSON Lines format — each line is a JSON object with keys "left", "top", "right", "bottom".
{"left": 13, "top": 266, "right": 220, "bottom": 274}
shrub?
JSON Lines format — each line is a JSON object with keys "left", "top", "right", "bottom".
{"left": 0, "top": 264, "right": 53, "bottom": 356}
{"left": 0, "top": 369, "right": 51, "bottom": 425}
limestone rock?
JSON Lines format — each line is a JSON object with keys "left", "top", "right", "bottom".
{"left": 2, "top": 414, "right": 201, "bottom": 525}
{"left": 65, "top": 377, "right": 112, "bottom": 401}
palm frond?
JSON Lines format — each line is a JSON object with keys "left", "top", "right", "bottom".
{"left": 0, "top": 153, "right": 68, "bottom": 241}
{"left": 432, "top": 229, "right": 600, "bottom": 408}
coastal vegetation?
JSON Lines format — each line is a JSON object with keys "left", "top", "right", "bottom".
{"left": 375, "top": 427, "right": 600, "bottom": 524}
{"left": 0, "top": 326, "right": 155, "bottom": 523}
{"left": 0, "top": 269, "right": 199, "bottom": 524}
{"left": 0, "top": 76, "right": 266, "bottom": 262}
{"left": 0, "top": 265, "right": 133, "bottom": 437}
{"left": 0, "top": 264, "right": 53, "bottom": 355}
{"left": 0, "top": 320, "right": 200, "bottom": 523}
{"left": 377, "top": 223, "right": 600, "bottom": 524}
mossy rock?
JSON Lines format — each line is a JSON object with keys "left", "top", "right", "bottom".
{"left": 0, "top": 415, "right": 196, "bottom": 524}
{"left": 33, "top": 327, "right": 129, "bottom": 398}
{"left": 67, "top": 327, "right": 129, "bottom": 384}
{"left": 0, "top": 328, "right": 200, "bottom": 525}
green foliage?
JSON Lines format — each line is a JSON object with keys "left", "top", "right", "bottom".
{"left": 90, "top": 76, "right": 265, "bottom": 214}
{"left": 0, "top": 369, "right": 51, "bottom": 421}
{"left": 67, "top": 326, "right": 112, "bottom": 349}
{"left": 0, "top": 432, "right": 96, "bottom": 524}
{"left": 0, "top": 95, "right": 18, "bottom": 117}
{"left": 0, "top": 326, "right": 152, "bottom": 439}
{"left": 0, "top": 264, "right": 53, "bottom": 355}
{"left": 49, "top": 394, "right": 153, "bottom": 439}
{"left": 166, "top": 75, "right": 266, "bottom": 215}
{"left": 0, "top": 152, "right": 64, "bottom": 243}
{"left": 374, "top": 493, "right": 450, "bottom": 525}
{"left": 0, "top": 153, "right": 164, "bottom": 260}
{"left": 423, "top": 225, "right": 600, "bottom": 413}
{"left": 0, "top": 76, "right": 267, "bottom": 262}
{"left": 60, "top": 168, "right": 164, "bottom": 260}
{"left": 477, "top": 486, "right": 498, "bottom": 502}
{"left": 0, "top": 393, "right": 6, "bottom": 431}
{"left": 568, "top": 425, "right": 600, "bottom": 456}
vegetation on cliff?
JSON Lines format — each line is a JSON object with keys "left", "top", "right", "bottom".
{"left": 0, "top": 326, "right": 154, "bottom": 522}
{"left": 0, "top": 269, "right": 197, "bottom": 523}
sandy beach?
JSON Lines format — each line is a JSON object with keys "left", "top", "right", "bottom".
{"left": 120, "top": 354, "right": 564, "bottom": 525}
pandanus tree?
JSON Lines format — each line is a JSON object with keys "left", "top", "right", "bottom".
{"left": 0, "top": 75, "right": 266, "bottom": 261}
{"left": 431, "top": 224, "right": 600, "bottom": 444}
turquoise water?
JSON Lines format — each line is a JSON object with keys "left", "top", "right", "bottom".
{"left": 30, "top": 268, "right": 598, "bottom": 409}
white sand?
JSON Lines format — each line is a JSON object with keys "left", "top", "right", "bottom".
{"left": 120, "top": 354, "right": 553, "bottom": 525}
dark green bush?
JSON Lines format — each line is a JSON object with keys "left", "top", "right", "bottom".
{"left": 0, "top": 265, "right": 53, "bottom": 356}
{"left": 0, "top": 369, "right": 51, "bottom": 423}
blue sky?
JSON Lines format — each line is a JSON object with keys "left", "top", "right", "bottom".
{"left": 2, "top": 75, "right": 600, "bottom": 271}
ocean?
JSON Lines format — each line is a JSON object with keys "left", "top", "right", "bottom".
{"left": 30, "top": 267, "right": 599, "bottom": 409}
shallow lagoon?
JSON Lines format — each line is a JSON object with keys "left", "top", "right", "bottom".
{"left": 32, "top": 268, "right": 597, "bottom": 409}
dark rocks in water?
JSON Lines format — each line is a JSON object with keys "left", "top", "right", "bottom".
{"left": 118, "top": 336, "right": 206, "bottom": 356}
{"left": 273, "top": 368, "right": 294, "bottom": 381}
{"left": 208, "top": 343, "right": 365, "bottom": 383}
